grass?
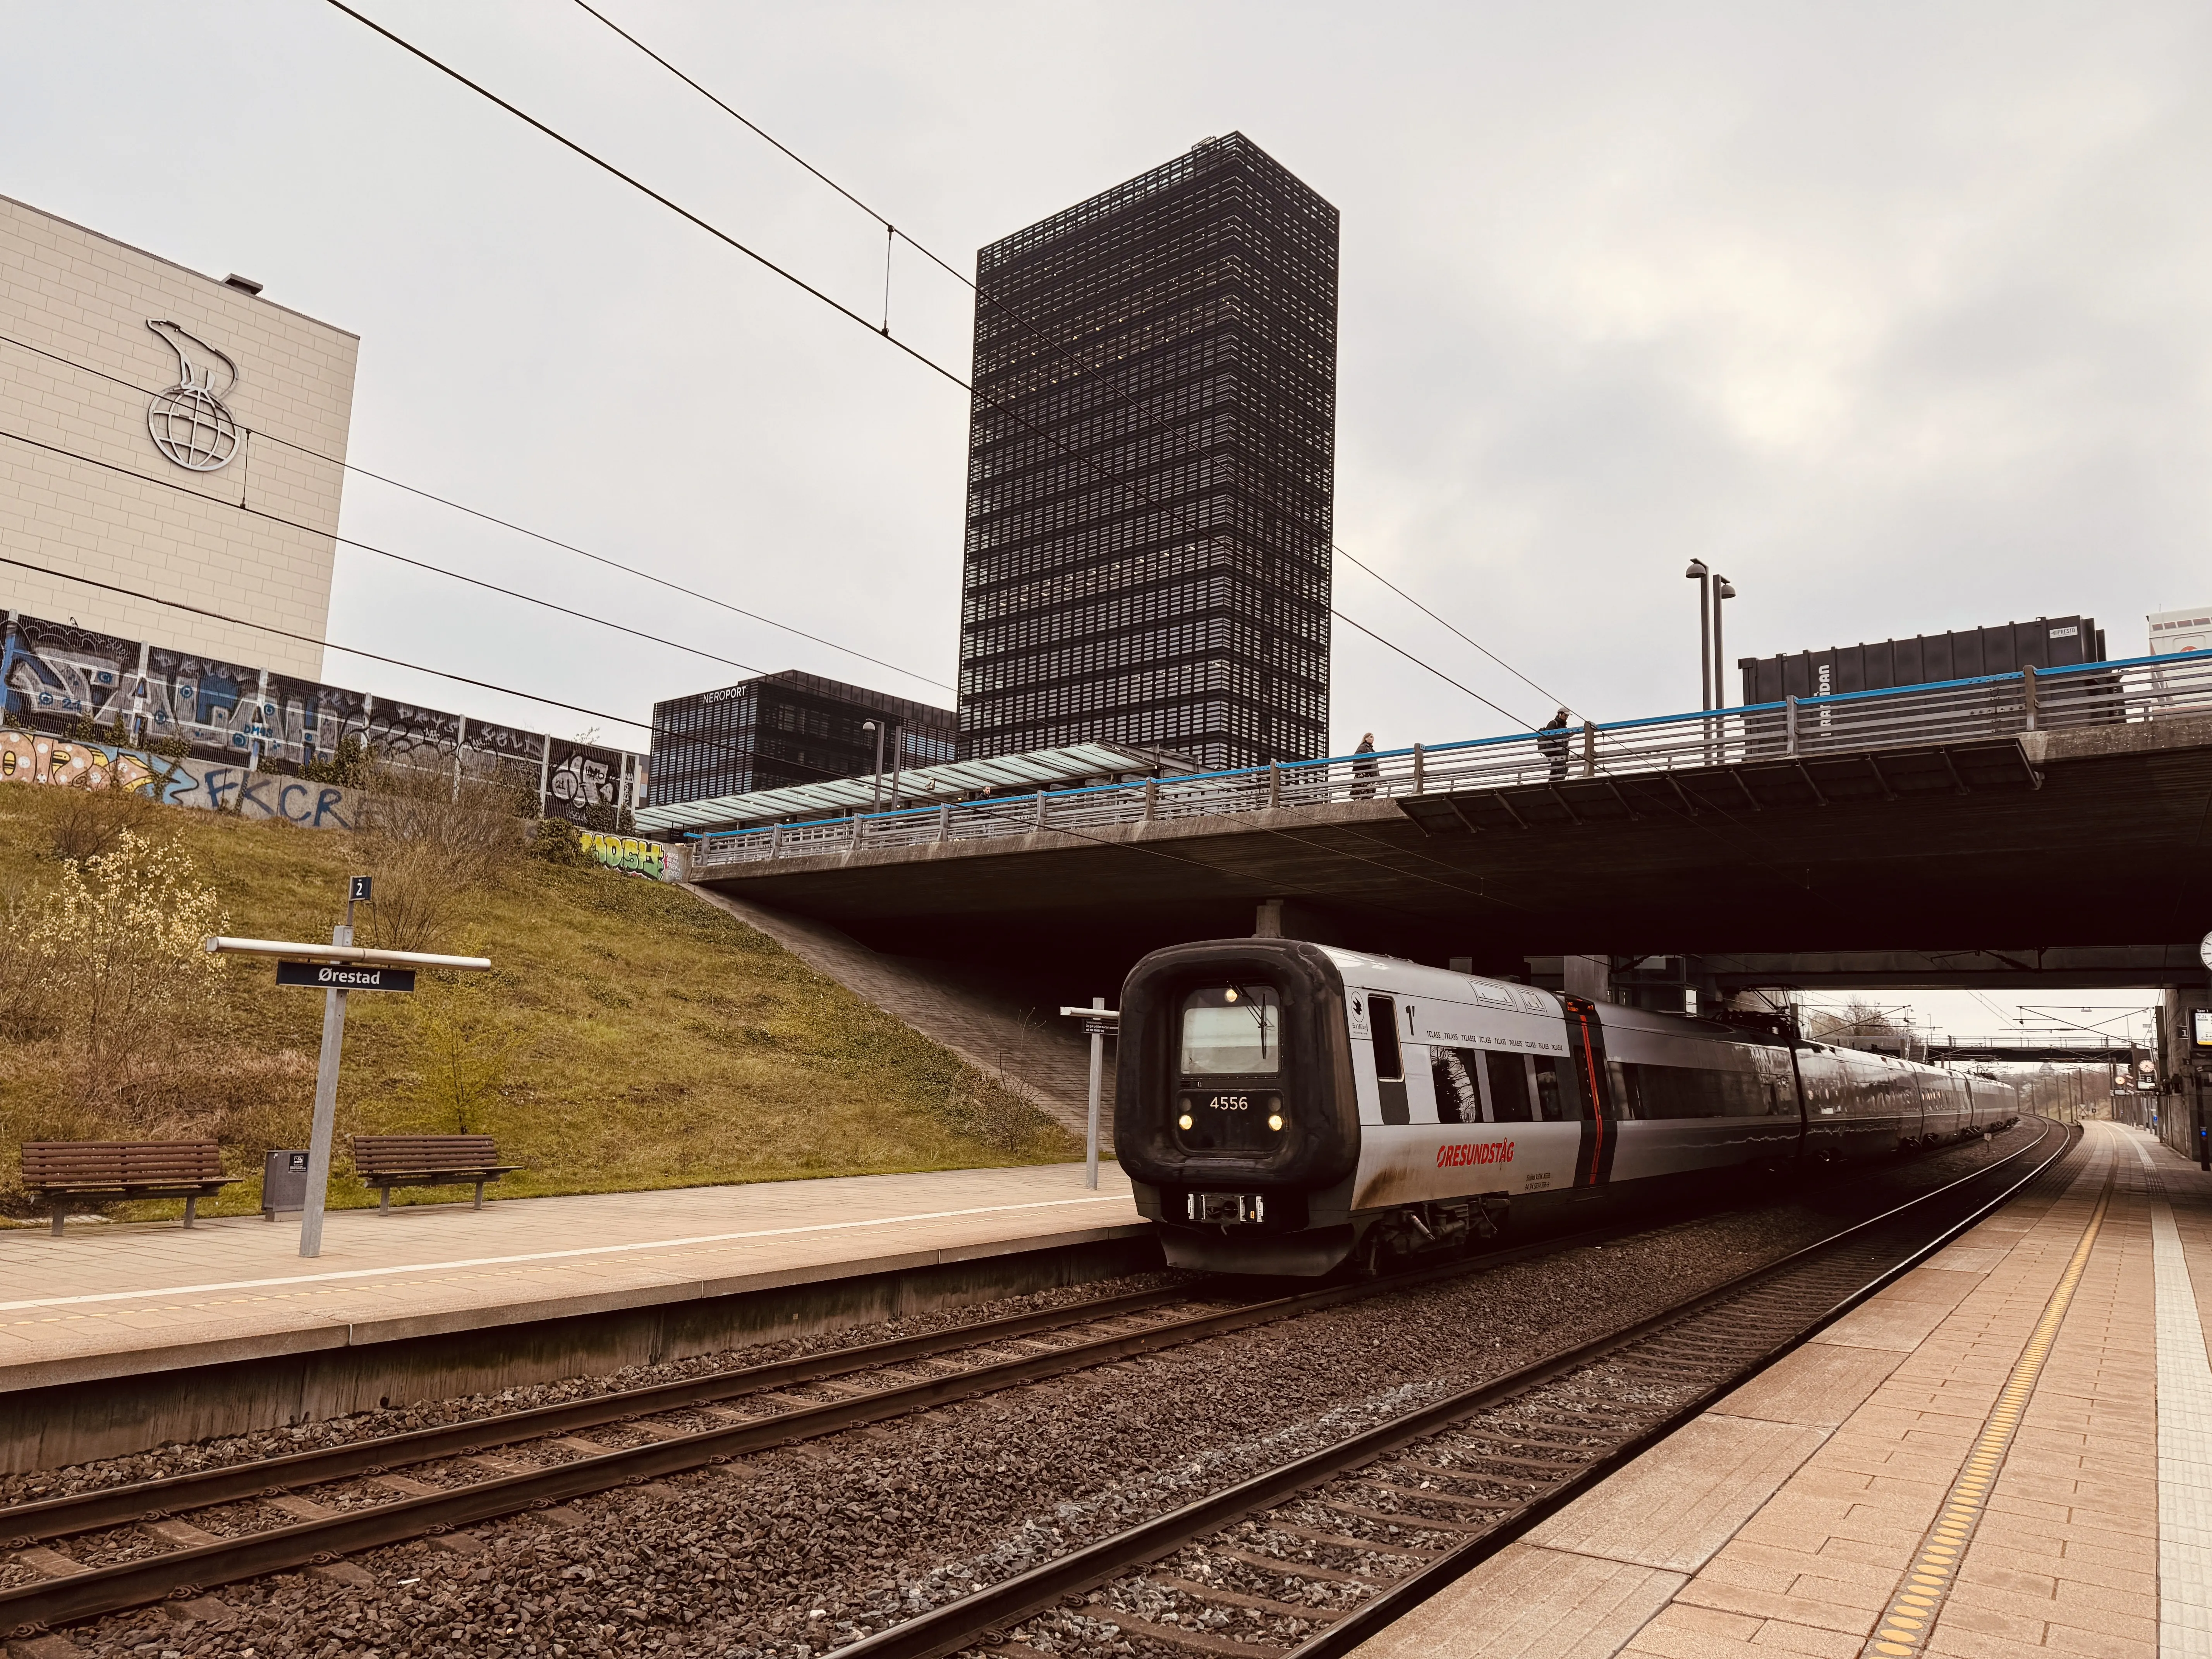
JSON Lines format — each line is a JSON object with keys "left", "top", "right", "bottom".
{"left": 0, "top": 787, "right": 1078, "bottom": 1223}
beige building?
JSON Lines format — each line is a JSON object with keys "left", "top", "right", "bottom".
{"left": 0, "top": 191, "right": 357, "bottom": 679}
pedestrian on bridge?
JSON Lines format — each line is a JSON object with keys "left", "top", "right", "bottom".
{"left": 1351, "top": 732, "right": 1377, "bottom": 798}
{"left": 1539, "top": 708, "right": 1571, "bottom": 783}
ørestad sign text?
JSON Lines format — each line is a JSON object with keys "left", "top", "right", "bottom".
{"left": 274, "top": 960, "right": 417, "bottom": 994}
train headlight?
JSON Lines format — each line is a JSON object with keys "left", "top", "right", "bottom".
{"left": 1178, "top": 1113, "right": 1194, "bottom": 1130}
{"left": 1267, "top": 1113, "right": 1284, "bottom": 1131}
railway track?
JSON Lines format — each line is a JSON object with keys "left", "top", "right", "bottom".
{"left": 0, "top": 1122, "right": 2066, "bottom": 1647}
{"left": 0, "top": 1188, "right": 1754, "bottom": 1640}
{"left": 832, "top": 1115, "right": 2080, "bottom": 1659}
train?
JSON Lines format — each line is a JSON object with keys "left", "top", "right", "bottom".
{"left": 1113, "top": 938, "right": 2020, "bottom": 1276}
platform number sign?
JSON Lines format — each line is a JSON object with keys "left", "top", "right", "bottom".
{"left": 350, "top": 876, "right": 373, "bottom": 903}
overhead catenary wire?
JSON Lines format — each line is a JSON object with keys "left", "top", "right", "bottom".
{"left": 572, "top": 0, "right": 1605, "bottom": 736}
{"left": 0, "top": 331, "right": 952, "bottom": 696}
{"left": 320, "top": 0, "right": 1527, "bottom": 730}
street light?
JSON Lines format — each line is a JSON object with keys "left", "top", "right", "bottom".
{"left": 1684, "top": 560, "right": 1711, "bottom": 709}
{"left": 860, "top": 720, "right": 887, "bottom": 813}
{"left": 1712, "top": 577, "right": 1736, "bottom": 710}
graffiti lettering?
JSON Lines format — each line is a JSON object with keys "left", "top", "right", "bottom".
{"left": 580, "top": 832, "right": 671, "bottom": 881}
{"left": 0, "top": 736, "right": 360, "bottom": 831}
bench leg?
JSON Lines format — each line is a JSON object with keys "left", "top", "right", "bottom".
{"left": 473, "top": 1181, "right": 484, "bottom": 1210}
{"left": 183, "top": 1195, "right": 198, "bottom": 1229}
{"left": 50, "top": 1199, "right": 67, "bottom": 1237}
{"left": 380, "top": 1185, "right": 392, "bottom": 1215}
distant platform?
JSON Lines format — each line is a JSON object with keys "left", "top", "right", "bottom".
{"left": 1356, "top": 1118, "right": 2195, "bottom": 1659}
{"left": 0, "top": 1163, "right": 1147, "bottom": 1470}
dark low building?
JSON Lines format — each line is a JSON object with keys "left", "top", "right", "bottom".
{"left": 649, "top": 671, "right": 956, "bottom": 809}
{"left": 1738, "top": 616, "right": 2106, "bottom": 704}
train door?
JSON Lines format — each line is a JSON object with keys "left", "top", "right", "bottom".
{"left": 1365, "top": 994, "right": 1410, "bottom": 1125}
{"left": 1561, "top": 996, "right": 1617, "bottom": 1189}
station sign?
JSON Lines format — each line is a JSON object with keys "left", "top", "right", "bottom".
{"left": 275, "top": 959, "right": 416, "bottom": 993}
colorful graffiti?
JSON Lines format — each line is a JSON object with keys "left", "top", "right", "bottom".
{"left": 0, "top": 610, "right": 638, "bottom": 823}
{"left": 0, "top": 733, "right": 364, "bottom": 830}
{"left": 580, "top": 832, "right": 672, "bottom": 879}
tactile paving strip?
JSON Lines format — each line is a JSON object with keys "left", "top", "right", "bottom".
{"left": 1859, "top": 1163, "right": 2116, "bottom": 1657}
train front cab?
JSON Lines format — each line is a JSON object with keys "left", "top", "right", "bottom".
{"left": 1114, "top": 939, "right": 1365, "bottom": 1275}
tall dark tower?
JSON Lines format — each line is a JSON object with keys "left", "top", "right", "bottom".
{"left": 957, "top": 134, "right": 1338, "bottom": 768}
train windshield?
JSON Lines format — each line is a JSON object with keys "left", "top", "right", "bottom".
{"left": 1180, "top": 986, "right": 1282, "bottom": 1074}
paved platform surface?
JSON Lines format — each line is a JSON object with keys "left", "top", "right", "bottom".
{"left": 0, "top": 1163, "right": 1142, "bottom": 1391}
{"left": 1357, "top": 1119, "right": 2210, "bottom": 1659}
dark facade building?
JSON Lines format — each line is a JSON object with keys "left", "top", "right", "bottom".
{"left": 1738, "top": 616, "right": 2107, "bottom": 704}
{"left": 649, "top": 671, "right": 955, "bottom": 809}
{"left": 957, "top": 133, "right": 1338, "bottom": 769}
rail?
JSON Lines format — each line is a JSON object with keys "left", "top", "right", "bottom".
{"left": 686, "top": 646, "right": 2212, "bottom": 871}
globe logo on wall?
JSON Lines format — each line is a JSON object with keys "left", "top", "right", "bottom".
{"left": 145, "top": 319, "right": 242, "bottom": 473}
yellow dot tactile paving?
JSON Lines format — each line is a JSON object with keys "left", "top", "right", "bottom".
{"left": 1859, "top": 1171, "right": 2115, "bottom": 1656}
{"left": 1355, "top": 1122, "right": 2185, "bottom": 1659}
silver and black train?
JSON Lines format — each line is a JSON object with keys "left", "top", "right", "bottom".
{"left": 1114, "top": 939, "right": 2017, "bottom": 1276}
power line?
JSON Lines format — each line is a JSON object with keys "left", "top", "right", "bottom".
{"left": 0, "top": 550, "right": 649, "bottom": 735}
{"left": 573, "top": 2, "right": 1595, "bottom": 734}
{"left": 321, "top": 0, "right": 1527, "bottom": 729}
{"left": 0, "top": 328, "right": 953, "bottom": 695}
{"left": 0, "top": 424, "right": 778, "bottom": 682}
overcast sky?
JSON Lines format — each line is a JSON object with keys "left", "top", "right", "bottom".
{"left": 3, "top": 2, "right": 2200, "bottom": 1041}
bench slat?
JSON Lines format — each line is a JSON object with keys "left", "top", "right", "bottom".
{"left": 22, "top": 1140, "right": 225, "bottom": 1190}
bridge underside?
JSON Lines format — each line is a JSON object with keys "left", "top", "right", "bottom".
{"left": 690, "top": 716, "right": 2212, "bottom": 1003}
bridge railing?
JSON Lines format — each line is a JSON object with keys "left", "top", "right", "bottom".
{"left": 685, "top": 647, "right": 2212, "bottom": 871}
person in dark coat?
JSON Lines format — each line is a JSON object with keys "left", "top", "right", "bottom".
{"left": 1538, "top": 708, "right": 1571, "bottom": 783}
{"left": 1350, "top": 731, "right": 1377, "bottom": 798}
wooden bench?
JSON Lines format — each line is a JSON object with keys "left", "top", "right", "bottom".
{"left": 351, "top": 1134, "right": 520, "bottom": 1212}
{"left": 21, "top": 1141, "right": 241, "bottom": 1235}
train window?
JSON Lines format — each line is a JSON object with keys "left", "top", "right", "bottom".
{"left": 1485, "top": 1051, "right": 1533, "bottom": 1121}
{"left": 1180, "top": 986, "right": 1281, "bottom": 1075}
{"left": 1531, "top": 1058, "right": 1576, "bottom": 1121}
{"left": 1431, "top": 1049, "right": 1481, "bottom": 1124}
{"left": 1613, "top": 1062, "right": 1768, "bottom": 1118}
{"left": 1368, "top": 996, "right": 1404, "bottom": 1081}
{"left": 1607, "top": 1060, "right": 1642, "bottom": 1120}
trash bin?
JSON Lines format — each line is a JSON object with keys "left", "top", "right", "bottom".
{"left": 263, "top": 1149, "right": 310, "bottom": 1220}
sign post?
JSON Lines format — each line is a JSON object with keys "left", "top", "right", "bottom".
{"left": 206, "top": 884, "right": 492, "bottom": 1258}
{"left": 1059, "top": 1001, "right": 1120, "bottom": 1189}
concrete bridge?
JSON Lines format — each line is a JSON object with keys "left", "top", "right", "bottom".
{"left": 677, "top": 653, "right": 2212, "bottom": 1013}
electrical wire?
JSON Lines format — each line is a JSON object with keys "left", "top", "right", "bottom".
{"left": 572, "top": 0, "right": 1606, "bottom": 735}
{"left": 0, "top": 424, "right": 777, "bottom": 681}
{"left": 0, "top": 326, "right": 951, "bottom": 695}
{"left": 319, "top": 0, "right": 1531, "bottom": 730}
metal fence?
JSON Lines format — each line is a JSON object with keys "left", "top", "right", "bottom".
{"left": 688, "top": 646, "right": 2212, "bottom": 872}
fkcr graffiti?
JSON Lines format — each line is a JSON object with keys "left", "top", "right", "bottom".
{"left": 0, "top": 732, "right": 363, "bottom": 829}
{"left": 0, "top": 609, "right": 641, "bottom": 823}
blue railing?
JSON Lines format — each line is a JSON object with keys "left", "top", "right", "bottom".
{"left": 685, "top": 647, "right": 2212, "bottom": 871}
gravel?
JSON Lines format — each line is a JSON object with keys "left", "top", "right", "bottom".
{"left": 27, "top": 1122, "right": 2054, "bottom": 1659}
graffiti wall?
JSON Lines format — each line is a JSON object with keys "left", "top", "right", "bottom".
{"left": 0, "top": 609, "right": 643, "bottom": 824}
{"left": 0, "top": 731, "right": 366, "bottom": 829}
{"left": 0, "top": 730, "right": 682, "bottom": 874}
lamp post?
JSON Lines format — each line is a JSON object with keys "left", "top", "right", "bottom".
{"left": 1685, "top": 560, "right": 1711, "bottom": 710}
{"left": 860, "top": 719, "right": 887, "bottom": 814}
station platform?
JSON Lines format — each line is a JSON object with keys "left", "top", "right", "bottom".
{"left": 1359, "top": 1118, "right": 2198, "bottom": 1659}
{"left": 0, "top": 1162, "right": 1145, "bottom": 1470}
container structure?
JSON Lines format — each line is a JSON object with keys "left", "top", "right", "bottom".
{"left": 1738, "top": 616, "right": 2107, "bottom": 705}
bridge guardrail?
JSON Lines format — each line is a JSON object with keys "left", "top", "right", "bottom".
{"left": 686, "top": 647, "right": 2212, "bottom": 872}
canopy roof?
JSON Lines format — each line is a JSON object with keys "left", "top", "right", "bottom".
{"left": 636, "top": 741, "right": 1194, "bottom": 836}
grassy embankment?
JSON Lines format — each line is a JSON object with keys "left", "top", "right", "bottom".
{"left": 0, "top": 784, "right": 1076, "bottom": 1223}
